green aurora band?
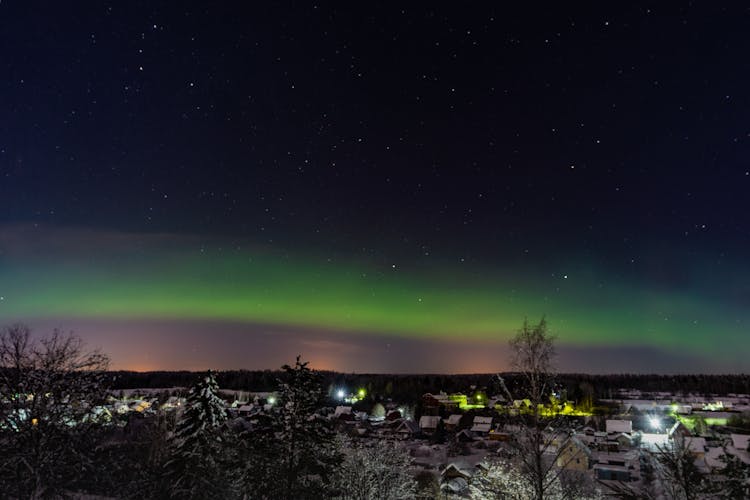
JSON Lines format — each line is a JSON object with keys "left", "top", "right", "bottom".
{"left": 0, "top": 240, "right": 746, "bottom": 360}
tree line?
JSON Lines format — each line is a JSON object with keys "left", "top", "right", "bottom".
{"left": 110, "top": 369, "right": 750, "bottom": 404}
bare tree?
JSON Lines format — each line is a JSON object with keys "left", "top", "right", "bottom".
{"left": 653, "top": 435, "right": 708, "bottom": 500}
{"left": 509, "top": 317, "right": 556, "bottom": 406}
{"left": 331, "top": 435, "right": 416, "bottom": 499}
{"left": 470, "top": 459, "right": 602, "bottom": 500}
{"left": 497, "top": 318, "right": 594, "bottom": 500}
{"left": 0, "top": 323, "right": 110, "bottom": 498}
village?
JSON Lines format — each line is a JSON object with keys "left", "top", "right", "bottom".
{"left": 106, "top": 385, "right": 750, "bottom": 497}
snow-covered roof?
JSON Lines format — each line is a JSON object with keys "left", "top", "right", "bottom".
{"left": 731, "top": 433, "right": 750, "bottom": 451}
{"left": 334, "top": 406, "right": 352, "bottom": 417}
{"left": 563, "top": 436, "right": 593, "bottom": 458}
{"left": 456, "top": 429, "right": 474, "bottom": 441}
{"left": 441, "top": 462, "right": 474, "bottom": 480}
{"left": 596, "top": 449, "right": 638, "bottom": 465}
{"left": 473, "top": 415, "right": 493, "bottom": 425}
{"left": 470, "top": 423, "right": 492, "bottom": 433}
{"left": 605, "top": 419, "right": 632, "bottom": 434}
{"left": 640, "top": 432, "right": 669, "bottom": 452}
{"left": 419, "top": 415, "right": 441, "bottom": 429}
{"left": 440, "top": 477, "right": 468, "bottom": 494}
{"left": 684, "top": 437, "right": 706, "bottom": 454}
{"left": 396, "top": 420, "right": 420, "bottom": 434}
{"left": 444, "top": 414, "right": 462, "bottom": 425}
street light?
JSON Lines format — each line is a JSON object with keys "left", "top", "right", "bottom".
{"left": 649, "top": 416, "right": 660, "bottom": 430}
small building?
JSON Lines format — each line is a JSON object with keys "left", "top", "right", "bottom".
{"left": 470, "top": 416, "right": 493, "bottom": 434}
{"left": 238, "top": 404, "right": 255, "bottom": 417}
{"left": 334, "top": 406, "right": 353, "bottom": 419}
{"left": 606, "top": 419, "right": 632, "bottom": 434}
{"left": 556, "top": 436, "right": 592, "bottom": 471}
{"left": 730, "top": 433, "right": 750, "bottom": 453}
{"left": 419, "top": 415, "right": 442, "bottom": 434}
{"left": 395, "top": 420, "right": 420, "bottom": 440}
{"left": 594, "top": 463, "right": 633, "bottom": 482}
{"left": 641, "top": 432, "right": 669, "bottom": 452}
{"left": 440, "top": 477, "right": 468, "bottom": 495}
{"left": 594, "top": 450, "right": 639, "bottom": 482}
{"left": 684, "top": 437, "right": 707, "bottom": 459}
{"left": 488, "top": 430, "right": 511, "bottom": 441}
{"left": 612, "top": 432, "right": 633, "bottom": 449}
{"left": 444, "top": 414, "right": 463, "bottom": 431}
{"left": 441, "top": 462, "right": 474, "bottom": 481}
{"left": 456, "top": 429, "right": 475, "bottom": 442}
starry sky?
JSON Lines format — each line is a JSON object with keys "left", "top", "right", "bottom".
{"left": 1, "top": 2, "right": 749, "bottom": 373}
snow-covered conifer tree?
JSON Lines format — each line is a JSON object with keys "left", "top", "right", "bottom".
{"left": 274, "top": 356, "right": 340, "bottom": 499}
{"left": 166, "top": 371, "right": 233, "bottom": 499}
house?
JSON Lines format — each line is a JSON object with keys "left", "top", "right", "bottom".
{"left": 593, "top": 431, "right": 608, "bottom": 443}
{"left": 594, "top": 450, "right": 639, "bottom": 482}
{"left": 334, "top": 406, "right": 353, "bottom": 419}
{"left": 395, "top": 420, "right": 420, "bottom": 439}
{"left": 456, "top": 429, "right": 475, "bottom": 442}
{"left": 674, "top": 404, "right": 692, "bottom": 415}
{"left": 594, "top": 463, "right": 633, "bottom": 482}
{"left": 612, "top": 432, "right": 633, "bottom": 449}
{"left": 730, "top": 433, "right": 750, "bottom": 453}
{"left": 238, "top": 404, "right": 255, "bottom": 417}
{"left": 441, "top": 462, "right": 474, "bottom": 481}
{"left": 470, "top": 416, "right": 493, "bottom": 434}
{"left": 556, "top": 436, "right": 592, "bottom": 471}
{"left": 487, "top": 397, "right": 506, "bottom": 410}
{"left": 640, "top": 432, "right": 669, "bottom": 452}
{"left": 488, "top": 429, "right": 510, "bottom": 441}
{"left": 606, "top": 419, "right": 632, "bottom": 434}
{"left": 419, "top": 415, "right": 442, "bottom": 434}
{"left": 440, "top": 477, "right": 468, "bottom": 495}
{"left": 422, "top": 393, "right": 467, "bottom": 410}
{"left": 444, "top": 414, "right": 463, "bottom": 431}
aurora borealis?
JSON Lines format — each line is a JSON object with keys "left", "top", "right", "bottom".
{"left": 2, "top": 3, "right": 750, "bottom": 372}
{"left": 2, "top": 225, "right": 748, "bottom": 372}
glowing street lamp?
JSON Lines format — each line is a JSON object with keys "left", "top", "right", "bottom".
{"left": 337, "top": 389, "right": 345, "bottom": 400}
{"left": 267, "top": 396, "right": 276, "bottom": 405}
{"left": 649, "top": 416, "right": 660, "bottom": 430}
{"left": 358, "top": 389, "right": 366, "bottom": 398}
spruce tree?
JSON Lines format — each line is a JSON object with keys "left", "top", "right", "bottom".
{"left": 274, "top": 356, "right": 340, "bottom": 499}
{"left": 166, "top": 371, "right": 233, "bottom": 499}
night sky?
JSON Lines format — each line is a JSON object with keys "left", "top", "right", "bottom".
{"left": 2, "top": 2, "right": 749, "bottom": 373}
